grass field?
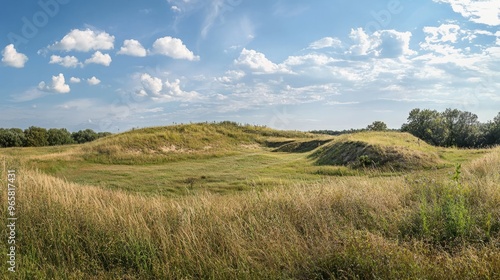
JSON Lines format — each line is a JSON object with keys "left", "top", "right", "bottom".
{"left": 0, "top": 122, "right": 499, "bottom": 279}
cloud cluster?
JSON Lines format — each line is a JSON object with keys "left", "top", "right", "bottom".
{"left": 348, "top": 28, "right": 415, "bottom": 58}
{"left": 48, "top": 28, "right": 115, "bottom": 52}
{"left": 433, "top": 0, "right": 500, "bottom": 26}
{"left": 87, "top": 76, "right": 101, "bottom": 85}
{"left": 2, "top": 44, "right": 28, "bottom": 68}
{"left": 38, "top": 73, "right": 70, "bottom": 94}
{"left": 117, "top": 39, "right": 147, "bottom": 57}
{"left": 136, "top": 73, "right": 200, "bottom": 101}
{"left": 70, "top": 77, "right": 81, "bottom": 83}
{"left": 49, "top": 55, "right": 81, "bottom": 68}
{"left": 235, "top": 48, "right": 291, "bottom": 74}
{"left": 84, "top": 51, "right": 112, "bottom": 66}
{"left": 150, "top": 36, "right": 200, "bottom": 61}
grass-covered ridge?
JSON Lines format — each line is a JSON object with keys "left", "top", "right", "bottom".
{"left": 309, "top": 131, "right": 443, "bottom": 170}
{"left": 80, "top": 121, "right": 314, "bottom": 164}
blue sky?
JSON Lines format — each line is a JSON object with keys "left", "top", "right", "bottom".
{"left": 1, "top": 0, "right": 499, "bottom": 132}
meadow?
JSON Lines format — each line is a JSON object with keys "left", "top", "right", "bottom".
{"left": 0, "top": 122, "right": 499, "bottom": 279}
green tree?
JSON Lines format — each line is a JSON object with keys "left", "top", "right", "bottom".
{"left": 47, "top": 128, "right": 74, "bottom": 146}
{"left": 24, "top": 126, "right": 48, "bottom": 147}
{"left": 482, "top": 112, "right": 500, "bottom": 146}
{"left": 367, "top": 121, "right": 388, "bottom": 131}
{"left": 401, "top": 109, "right": 447, "bottom": 146}
{"left": 442, "top": 109, "right": 480, "bottom": 147}
{"left": 72, "top": 129, "right": 98, "bottom": 144}
{"left": 0, "top": 128, "right": 26, "bottom": 147}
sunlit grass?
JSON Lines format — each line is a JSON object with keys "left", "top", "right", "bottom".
{"left": 0, "top": 123, "right": 498, "bottom": 278}
{"left": 0, "top": 147, "right": 499, "bottom": 278}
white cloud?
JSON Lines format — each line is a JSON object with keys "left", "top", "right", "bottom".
{"left": 348, "top": 28, "right": 415, "bottom": 58}
{"left": 284, "top": 54, "right": 336, "bottom": 66}
{"left": 235, "top": 48, "right": 292, "bottom": 74}
{"left": 150, "top": 36, "right": 199, "bottom": 61}
{"left": 137, "top": 73, "right": 200, "bottom": 101}
{"left": 38, "top": 73, "right": 70, "bottom": 94}
{"left": 423, "top": 24, "right": 461, "bottom": 44}
{"left": 308, "top": 37, "right": 342, "bottom": 49}
{"left": 216, "top": 70, "right": 246, "bottom": 83}
{"left": 433, "top": 0, "right": 500, "bottom": 26}
{"left": 48, "top": 28, "right": 115, "bottom": 52}
{"left": 87, "top": 76, "right": 101, "bottom": 86}
{"left": 117, "top": 39, "right": 147, "bottom": 57}
{"left": 419, "top": 24, "right": 468, "bottom": 57}
{"left": 70, "top": 77, "right": 81, "bottom": 83}
{"left": 49, "top": 55, "right": 81, "bottom": 68}
{"left": 171, "top": 5, "right": 181, "bottom": 12}
{"left": 163, "top": 79, "right": 199, "bottom": 100}
{"left": 140, "top": 73, "right": 163, "bottom": 96}
{"left": 2, "top": 44, "right": 28, "bottom": 68}
{"left": 85, "top": 51, "right": 112, "bottom": 66}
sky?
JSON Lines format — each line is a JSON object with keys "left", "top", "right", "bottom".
{"left": 1, "top": 0, "right": 499, "bottom": 132}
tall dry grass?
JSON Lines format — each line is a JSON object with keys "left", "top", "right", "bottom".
{"left": 0, "top": 149, "right": 499, "bottom": 279}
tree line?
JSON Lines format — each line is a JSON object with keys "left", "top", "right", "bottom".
{"left": 311, "top": 108, "right": 500, "bottom": 148}
{"left": 0, "top": 127, "right": 112, "bottom": 148}
{"left": 401, "top": 108, "right": 500, "bottom": 148}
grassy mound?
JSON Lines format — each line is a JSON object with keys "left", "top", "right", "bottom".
{"left": 310, "top": 132, "right": 443, "bottom": 170}
{"left": 80, "top": 122, "right": 312, "bottom": 164}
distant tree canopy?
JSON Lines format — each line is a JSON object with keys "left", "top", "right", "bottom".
{"left": 401, "top": 108, "right": 500, "bottom": 148}
{"left": 24, "top": 126, "right": 49, "bottom": 147}
{"left": 0, "top": 127, "right": 111, "bottom": 148}
{"left": 72, "top": 129, "right": 98, "bottom": 144}
{"left": 0, "top": 128, "right": 25, "bottom": 148}
{"left": 48, "top": 128, "right": 74, "bottom": 146}
{"left": 310, "top": 108, "right": 499, "bottom": 148}
{"left": 367, "top": 121, "right": 388, "bottom": 131}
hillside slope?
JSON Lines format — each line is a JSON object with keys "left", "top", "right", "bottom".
{"left": 308, "top": 132, "right": 443, "bottom": 170}
{"left": 79, "top": 122, "right": 314, "bottom": 164}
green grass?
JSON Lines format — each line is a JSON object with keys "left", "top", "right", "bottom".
{"left": 0, "top": 123, "right": 499, "bottom": 278}
{"left": 28, "top": 151, "right": 323, "bottom": 196}
{"left": 1, "top": 123, "right": 489, "bottom": 198}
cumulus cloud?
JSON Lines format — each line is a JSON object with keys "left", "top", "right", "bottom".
{"left": 70, "top": 77, "right": 81, "bottom": 83}
{"left": 84, "top": 51, "right": 112, "bottom": 66}
{"left": 140, "top": 73, "right": 163, "bottom": 96}
{"left": 48, "top": 28, "right": 115, "bottom": 52}
{"left": 38, "top": 73, "right": 70, "bottom": 94}
{"left": 171, "top": 5, "right": 181, "bottom": 12}
{"left": 49, "top": 55, "right": 81, "bottom": 68}
{"left": 308, "top": 37, "right": 342, "bottom": 49}
{"left": 163, "top": 79, "right": 200, "bottom": 99}
{"left": 433, "top": 0, "right": 500, "bottom": 26}
{"left": 2, "top": 44, "right": 28, "bottom": 68}
{"left": 348, "top": 28, "right": 415, "bottom": 58}
{"left": 137, "top": 73, "right": 200, "bottom": 101}
{"left": 235, "top": 48, "right": 292, "bottom": 74}
{"left": 150, "top": 36, "right": 199, "bottom": 61}
{"left": 117, "top": 39, "right": 147, "bottom": 57}
{"left": 87, "top": 76, "right": 101, "bottom": 85}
